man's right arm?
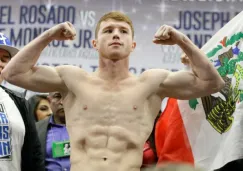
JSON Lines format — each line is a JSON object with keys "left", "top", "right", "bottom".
{"left": 2, "top": 22, "right": 76, "bottom": 92}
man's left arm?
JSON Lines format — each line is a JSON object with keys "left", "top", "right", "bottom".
{"left": 151, "top": 25, "right": 225, "bottom": 99}
{"left": 178, "top": 36, "right": 222, "bottom": 85}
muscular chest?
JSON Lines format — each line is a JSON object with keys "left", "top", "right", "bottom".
{"left": 80, "top": 81, "right": 145, "bottom": 112}
{"left": 64, "top": 78, "right": 161, "bottom": 143}
{"left": 65, "top": 79, "right": 155, "bottom": 123}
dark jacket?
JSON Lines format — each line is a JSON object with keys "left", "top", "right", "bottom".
{"left": 0, "top": 86, "right": 44, "bottom": 171}
{"left": 35, "top": 116, "right": 51, "bottom": 158}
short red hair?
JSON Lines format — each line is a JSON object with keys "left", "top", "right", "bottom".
{"left": 95, "top": 11, "right": 134, "bottom": 39}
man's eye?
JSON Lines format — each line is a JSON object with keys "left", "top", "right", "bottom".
{"left": 105, "top": 29, "right": 112, "bottom": 33}
{"left": 121, "top": 30, "right": 127, "bottom": 33}
{"left": 53, "top": 93, "right": 62, "bottom": 99}
{"left": 0, "top": 56, "right": 11, "bottom": 62}
{"left": 0, "top": 58, "right": 8, "bottom": 63}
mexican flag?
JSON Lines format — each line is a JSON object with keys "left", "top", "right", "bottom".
{"left": 155, "top": 11, "right": 243, "bottom": 171}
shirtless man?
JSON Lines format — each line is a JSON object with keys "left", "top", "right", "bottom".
{"left": 2, "top": 11, "right": 224, "bottom": 171}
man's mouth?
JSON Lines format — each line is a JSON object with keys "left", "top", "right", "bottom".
{"left": 57, "top": 108, "right": 64, "bottom": 113}
{"left": 109, "top": 42, "right": 122, "bottom": 46}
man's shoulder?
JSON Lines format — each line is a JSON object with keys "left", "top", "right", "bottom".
{"left": 56, "top": 65, "right": 86, "bottom": 73}
{"left": 139, "top": 69, "right": 170, "bottom": 81}
{"left": 0, "top": 85, "right": 25, "bottom": 98}
{"left": 0, "top": 86, "right": 30, "bottom": 120}
{"left": 56, "top": 65, "right": 89, "bottom": 78}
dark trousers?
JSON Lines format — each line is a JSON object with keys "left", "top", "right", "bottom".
{"left": 215, "top": 159, "right": 243, "bottom": 171}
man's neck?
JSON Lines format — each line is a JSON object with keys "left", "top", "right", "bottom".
{"left": 53, "top": 115, "right": 66, "bottom": 125}
{"left": 97, "top": 57, "right": 130, "bottom": 81}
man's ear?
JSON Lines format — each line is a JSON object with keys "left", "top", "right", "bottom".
{"left": 92, "top": 39, "right": 98, "bottom": 50}
{"left": 131, "top": 41, "right": 136, "bottom": 52}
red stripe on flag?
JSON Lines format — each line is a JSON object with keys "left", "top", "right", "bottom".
{"left": 155, "top": 98, "right": 194, "bottom": 165}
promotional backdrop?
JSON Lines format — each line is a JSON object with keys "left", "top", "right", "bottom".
{"left": 1, "top": 0, "right": 242, "bottom": 74}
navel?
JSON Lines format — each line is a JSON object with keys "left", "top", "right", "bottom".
{"left": 83, "top": 105, "right": 88, "bottom": 110}
{"left": 133, "top": 105, "right": 137, "bottom": 110}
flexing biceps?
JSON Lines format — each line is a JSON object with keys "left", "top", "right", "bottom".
{"left": 160, "top": 71, "right": 212, "bottom": 99}
{"left": 142, "top": 69, "right": 219, "bottom": 100}
{"left": 2, "top": 65, "right": 67, "bottom": 93}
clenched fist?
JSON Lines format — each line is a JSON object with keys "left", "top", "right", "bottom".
{"left": 153, "top": 25, "right": 185, "bottom": 45}
{"left": 47, "top": 22, "right": 76, "bottom": 41}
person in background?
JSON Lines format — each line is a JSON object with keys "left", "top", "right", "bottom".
{"left": 36, "top": 91, "right": 70, "bottom": 171}
{"left": 0, "top": 33, "right": 44, "bottom": 171}
{"left": 28, "top": 94, "right": 52, "bottom": 121}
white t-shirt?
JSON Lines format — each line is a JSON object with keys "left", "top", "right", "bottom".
{"left": 0, "top": 87, "right": 26, "bottom": 171}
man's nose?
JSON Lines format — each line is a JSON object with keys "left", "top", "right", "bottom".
{"left": 59, "top": 98, "right": 63, "bottom": 104}
{"left": 112, "top": 29, "right": 120, "bottom": 39}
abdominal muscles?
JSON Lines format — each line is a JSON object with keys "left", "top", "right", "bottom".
{"left": 70, "top": 124, "right": 143, "bottom": 170}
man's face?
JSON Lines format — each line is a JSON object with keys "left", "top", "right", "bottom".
{"left": 0, "top": 49, "right": 11, "bottom": 74}
{"left": 48, "top": 92, "right": 65, "bottom": 118}
{"left": 93, "top": 19, "right": 136, "bottom": 60}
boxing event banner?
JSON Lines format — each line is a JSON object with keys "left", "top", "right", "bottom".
{"left": 0, "top": 0, "right": 242, "bottom": 74}
{"left": 1, "top": 0, "right": 242, "bottom": 94}
{"left": 155, "top": 11, "right": 243, "bottom": 171}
